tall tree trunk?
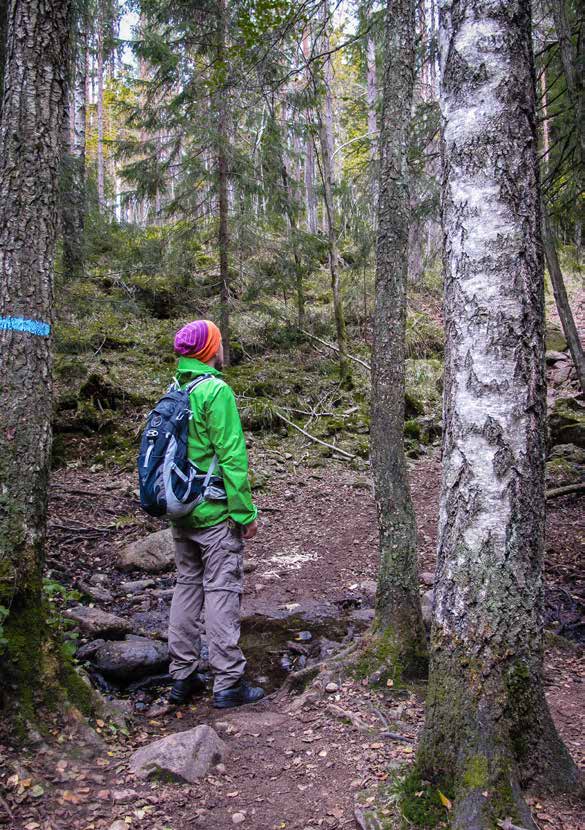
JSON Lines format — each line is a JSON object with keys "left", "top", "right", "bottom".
{"left": 366, "top": 32, "right": 378, "bottom": 208}
{"left": 96, "top": 6, "right": 105, "bottom": 207}
{"left": 418, "top": 2, "right": 581, "bottom": 827}
{"left": 217, "top": 0, "right": 230, "bottom": 365}
{"left": 371, "top": 0, "right": 426, "bottom": 679}
{"left": 62, "top": 15, "right": 87, "bottom": 280}
{"left": 550, "top": 0, "right": 584, "bottom": 160}
{"left": 317, "top": 3, "right": 350, "bottom": 385}
{"left": 539, "top": 65, "right": 550, "bottom": 175}
{"left": 0, "top": 0, "right": 7, "bottom": 117}
{"left": 302, "top": 28, "right": 318, "bottom": 234}
{"left": 0, "top": 0, "right": 71, "bottom": 707}
{"left": 542, "top": 210, "right": 585, "bottom": 394}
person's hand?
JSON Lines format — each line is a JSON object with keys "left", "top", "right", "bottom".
{"left": 241, "top": 519, "right": 258, "bottom": 540}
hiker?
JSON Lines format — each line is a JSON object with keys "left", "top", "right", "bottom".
{"left": 167, "top": 319, "right": 264, "bottom": 709}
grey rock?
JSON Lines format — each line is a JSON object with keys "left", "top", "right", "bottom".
{"left": 76, "top": 639, "right": 106, "bottom": 661}
{"left": 78, "top": 581, "right": 114, "bottom": 604}
{"left": 420, "top": 571, "right": 435, "bottom": 587}
{"left": 120, "top": 578, "right": 156, "bottom": 594}
{"left": 92, "top": 636, "right": 169, "bottom": 682}
{"left": 130, "top": 609, "right": 169, "bottom": 639}
{"left": 545, "top": 349, "right": 569, "bottom": 364}
{"left": 88, "top": 573, "right": 110, "bottom": 588}
{"left": 64, "top": 606, "right": 133, "bottom": 639}
{"left": 549, "top": 397, "right": 585, "bottom": 449}
{"left": 129, "top": 725, "right": 225, "bottom": 783}
{"left": 117, "top": 529, "right": 174, "bottom": 573}
{"left": 359, "top": 579, "right": 377, "bottom": 597}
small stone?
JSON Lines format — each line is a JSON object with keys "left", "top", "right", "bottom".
{"left": 120, "top": 578, "right": 156, "bottom": 594}
{"left": 109, "top": 822, "right": 128, "bottom": 830}
{"left": 112, "top": 788, "right": 138, "bottom": 802}
{"left": 215, "top": 763, "right": 226, "bottom": 774}
{"left": 78, "top": 581, "right": 114, "bottom": 604}
{"left": 283, "top": 490, "right": 294, "bottom": 500}
{"left": 243, "top": 560, "right": 257, "bottom": 574}
{"left": 420, "top": 572, "right": 435, "bottom": 586}
{"left": 232, "top": 813, "right": 246, "bottom": 825}
{"left": 325, "top": 682, "right": 339, "bottom": 693}
{"left": 89, "top": 573, "right": 110, "bottom": 587}
{"left": 129, "top": 725, "right": 225, "bottom": 783}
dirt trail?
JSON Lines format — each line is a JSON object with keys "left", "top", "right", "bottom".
{"left": 1, "top": 456, "right": 583, "bottom": 830}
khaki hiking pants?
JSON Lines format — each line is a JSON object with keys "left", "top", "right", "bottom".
{"left": 168, "top": 521, "right": 246, "bottom": 693}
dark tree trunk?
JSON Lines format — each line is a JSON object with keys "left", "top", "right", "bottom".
{"left": 317, "top": 2, "right": 350, "bottom": 385}
{"left": 542, "top": 210, "right": 585, "bottom": 395}
{"left": 62, "top": 12, "right": 87, "bottom": 280}
{"left": 0, "top": 0, "right": 7, "bottom": 115}
{"left": 0, "top": 0, "right": 71, "bottom": 707}
{"left": 370, "top": 0, "right": 427, "bottom": 679}
{"left": 217, "top": 0, "right": 230, "bottom": 365}
{"left": 418, "top": 2, "right": 581, "bottom": 826}
{"left": 550, "top": 0, "right": 584, "bottom": 161}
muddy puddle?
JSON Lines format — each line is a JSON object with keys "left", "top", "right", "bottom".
{"left": 88, "top": 606, "right": 371, "bottom": 703}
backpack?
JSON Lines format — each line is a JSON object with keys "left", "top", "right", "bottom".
{"left": 137, "top": 374, "right": 226, "bottom": 519}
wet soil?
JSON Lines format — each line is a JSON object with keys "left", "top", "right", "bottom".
{"left": 0, "top": 454, "right": 584, "bottom": 830}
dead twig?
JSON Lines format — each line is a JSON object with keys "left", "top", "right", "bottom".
{"left": 299, "top": 328, "right": 371, "bottom": 371}
{"left": 274, "top": 410, "right": 355, "bottom": 460}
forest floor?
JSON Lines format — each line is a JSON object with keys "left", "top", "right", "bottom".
{"left": 1, "top": 454, "right": 584, "bottom": 830}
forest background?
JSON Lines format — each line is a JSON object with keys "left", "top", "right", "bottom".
{"left": 0, "top": 0, "right": 584, "bottom": 828}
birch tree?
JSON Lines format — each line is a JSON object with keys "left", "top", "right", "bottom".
{"left": 370, "top": 0, "right": 427, "bottom": 679}
{"left": 417, "top": 1, "right": 581, "bottom": 826}
{"left": 0, "top": 0, "right": 71, "bottom": 705}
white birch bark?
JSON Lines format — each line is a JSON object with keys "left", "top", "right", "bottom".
{"left": 418, "top": 2, "right": 580, "bottom": 826}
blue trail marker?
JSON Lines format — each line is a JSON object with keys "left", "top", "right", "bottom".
{"left": 0, "top": 316, "right": 51, "bottom": 337}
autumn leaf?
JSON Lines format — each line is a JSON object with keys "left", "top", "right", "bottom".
{"left": 438, "top": 789, "right": 452, "bottom": 810}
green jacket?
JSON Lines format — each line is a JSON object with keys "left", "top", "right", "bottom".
{"left": 171, "top": 356, "right": 257, "bottom": 529}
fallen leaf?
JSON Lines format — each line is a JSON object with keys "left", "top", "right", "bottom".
{"left": 438, "top": 789, "right": 452, "bottom": 810}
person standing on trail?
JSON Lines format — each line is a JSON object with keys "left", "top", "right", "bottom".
{"left": 167, "top": 319, "right": 265, "bottom": 709}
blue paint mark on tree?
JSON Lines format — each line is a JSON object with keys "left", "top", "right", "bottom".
{"left": 0, "top": 316, "right": 51, "bottom": 337}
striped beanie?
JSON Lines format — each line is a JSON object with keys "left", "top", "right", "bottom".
{"left": 174, "top": 320, "right": 222, "bottom": 363}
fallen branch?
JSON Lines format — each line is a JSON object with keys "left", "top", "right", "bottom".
{"left": 274, "top": 410, "right": 355, "bottom": 460}
{"left": 545, "top": 481, "right": 585, "bottom": 500}
{"left": 380, "top": 730, "right": 413, "bottom": 742}
{"left": 299, "top": 327, "right": 371, "bottom": 371}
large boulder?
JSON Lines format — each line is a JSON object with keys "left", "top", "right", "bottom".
{"left": 117, "top": 529, "right": 175, "bottom": 573}
{"left": 129, "top": 725, "right": 225, "bottom": 783}
{"left": 64, "top": 606, "right": 133, "bottom": 639}
{"left": 548, "top": 397, "right": 585, "bottom": 449}
{"left": 92, "top": 635, "right": 169, "bottom": 682}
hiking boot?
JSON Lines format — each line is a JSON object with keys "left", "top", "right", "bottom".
{"left": 212, "top": 680, "right": 265, "bottom": 709}
{"left": 168, "top": 670, "right": 207, "bottom": 705}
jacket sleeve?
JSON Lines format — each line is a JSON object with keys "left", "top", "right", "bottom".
{"left": 205, "top": 383, "right": 258, "bottom": 526}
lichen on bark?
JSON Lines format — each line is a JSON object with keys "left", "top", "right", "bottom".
{"left": 417, "top": 0, "right": 582, "bottom": 826}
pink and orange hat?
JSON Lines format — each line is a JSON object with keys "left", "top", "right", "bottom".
{"left": 174, "top": 320, "right": 222, "bottom": 363}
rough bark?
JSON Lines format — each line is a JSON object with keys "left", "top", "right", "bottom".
{"left": 317, "top": 2, "right": 350, "bottom": 385}
{"left": 417, "top": 2, "right": 581, "bottom": 826}
{"left": 0, "top": 0, "right": 7, "bottom": 114}
{"left": 217, "top": 0, "right": 230, "bottom": 365}
{"left": 0, "top": 0, "right": 70, "bottom": 705}
{"left": 62, "top": 12, "right": 87, "bottom": 280}
{"left": 542, "top": 210, "right": 585, "bottom": 395}
{"left": 371, "top": 0, "right": 427, "bottom": 680}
